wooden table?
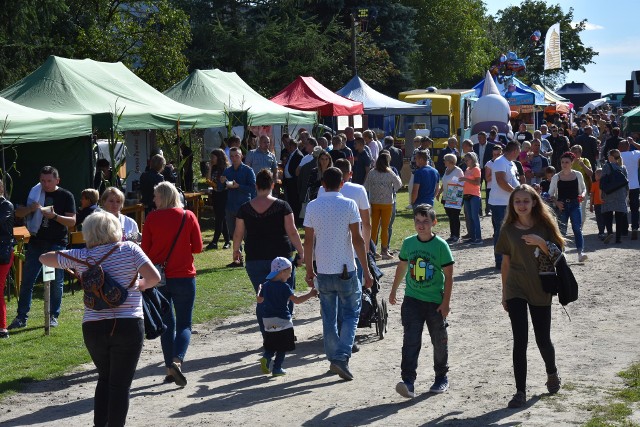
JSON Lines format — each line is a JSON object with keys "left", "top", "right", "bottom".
{"left": 121, "top": 203, "right": 145, "bottom": 230}
{"left": 184, "top": 192, "right": 203, "bottom": 221}
{"left": 12, "top": 226, "right": 30, "bottom": 299}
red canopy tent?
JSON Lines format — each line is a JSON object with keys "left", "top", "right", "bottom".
{"left": 271, "top": 76, "right": 364, "bottom": 116}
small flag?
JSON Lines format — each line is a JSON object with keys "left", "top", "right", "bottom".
{"left": 544, "top": 23, "right": 561, "bottom": 70}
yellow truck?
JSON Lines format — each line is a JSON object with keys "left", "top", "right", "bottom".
{"left": 397, "top": 88, "right": 476, "bottom": 164}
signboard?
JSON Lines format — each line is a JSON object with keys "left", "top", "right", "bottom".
{"left": 42, "top": 265, "right": 55, "bottom": 282}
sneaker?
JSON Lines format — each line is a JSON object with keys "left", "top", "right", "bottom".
{"left": 260, "top": 357, "right": 271, "bottom": 374}
{"left": 329, "top": 360, "right": 354, "bottom": 381}
{"left": 461, "top": 234, "right": 471, "bottom": 239}
{"left": 429, "top": 375, "right": 449, "bottom": 393}
{"left": 546, "top": 372, "right": 561, "bottom": 394}
{"left": 470, "top": 239, "right": 483, "bottom": 245}
{"left": 223, "top": 242, "right": 231, "bottom": 249}
{"left": 7, "top": 317, "right": 26, "bottom": 330}
{"left": 272, "top": 367, "right": 287, "bottom": 377}
{"left": 0, "top": 330, "right": 8, "bottom": 339}
{"left": 351, "top": 343, "right": 360, "bottom": 353}
{"left": 395, "top": 381, "right": 415, "bottom": 398}
{"left": 445, "top": 236, "right": 457, "bottom": 243}
{"left": 508, "top": 391, "right": 527, "bottom": 408}
{"left": 49, "top": 317, "right": 59, "bottom": 328}
{"left": 603, "top": 233, "right": 614, "bottom": 243}
{"left": 632, "top": 230, "right": 638, "bottom": 241}
{"left": 163, "top": 375, "right": 175, "bottom": 383}
{"left": 206, "top": 241, "right": 218, "bottom": 250}
{"left": 578, "top": 253, "right": 588, "bottom": 263}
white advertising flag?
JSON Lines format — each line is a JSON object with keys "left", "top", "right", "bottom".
{"left": 544, "top": 23, "right": 561, "bottom": 70}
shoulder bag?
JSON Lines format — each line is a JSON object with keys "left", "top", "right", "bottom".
{"left": 155, "top": 209, "right": 187, "bottom": 286}
{"left": 599, "top": 163, "right": 628, "bottom": 195}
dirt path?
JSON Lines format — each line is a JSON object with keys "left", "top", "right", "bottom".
{"left": 1, "top": 213, "right": 639, "bottom": 426}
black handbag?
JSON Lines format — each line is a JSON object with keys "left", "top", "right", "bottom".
{"left": 600, "top": 163, "right": 628, "bottom": 195}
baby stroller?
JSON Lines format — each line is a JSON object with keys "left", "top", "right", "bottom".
{"left": 357, "top": 253, "right": 388, "bottom": 339}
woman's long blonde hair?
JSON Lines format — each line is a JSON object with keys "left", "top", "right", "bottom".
{"left": 503, "top": 184, "right": 564, "bottom": 249}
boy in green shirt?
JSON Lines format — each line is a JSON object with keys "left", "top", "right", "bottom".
{"left": 389, "top": 204, "right": 455, "bottom": 398}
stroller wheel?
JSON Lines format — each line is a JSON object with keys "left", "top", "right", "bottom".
{"left": 382, "top": 299, "right": 389, "bottom": 334}
{"left": 377, "top": 300, "right": 385, "bottom": 340}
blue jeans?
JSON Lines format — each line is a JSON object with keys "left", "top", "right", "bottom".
{"left": 158, "top": 277, "right": 196, "bottom": 367}
{"left": 17, "top": 241, "right": 66, "bottom": 321}
{"left": 263, "top": 349, "right": 286, "bottom": 371}
{"left": 316, "top": 270, "right": 361, "bottom": 363}
{"left": 225, "top": 209, "right": 238, "bottom": 242}
{"left": 463, "top": 195, "right": 482, "bottom": 240}
{"left": 491, "top": 205, "right": 507, "bottom": 266}
{"left": 557, "top": 200, "right": 584, "bottom": 251}
{"left": 83, "top": 318, "right": 144, "bottom": 427}
{"left": 245, "top": 258, "right": 296, "bottom": 335}
{"left": 400, "top": 296, "right": 449, "bottom": 384}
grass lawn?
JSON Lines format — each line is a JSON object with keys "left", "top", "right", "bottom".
{"left": 0, "top": 190, "right": 448, "bottom": 400}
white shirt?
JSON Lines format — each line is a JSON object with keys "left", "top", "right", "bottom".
{"left": 620, "top": 150, "right": 640, "bottom": 189}
{"left": 119, "top": 214, "right": 140, "bottom": 240}
{"left": 299, "top": 154, "right": 314, "bottom": 169}
{"left": 478, "top": 143, "right": 487, "bottom": 168}
{"left": 318, "top": 182, "right": 370, "bottom": 210}
{"left": 367, "top": 140, "right": 379, "bottom": 162}
{"left": 488, "top": 155, "right": 519, "bottom": 206}
{"left": 304, "top": 191, "right": 361, "bottom": 274}
{"left": 485, "top": 160, "right": 495, "bottom": 190}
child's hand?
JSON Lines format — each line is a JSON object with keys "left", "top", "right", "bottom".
{"left": 389, "top": 289, "right": 397, "bottom": 305}
{"left": 437, "top": 302, "right": 450, "bottom": 318}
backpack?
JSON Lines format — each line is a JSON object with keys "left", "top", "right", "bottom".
{"left": 58, "top": 244, "right": 136, "bottom": 310}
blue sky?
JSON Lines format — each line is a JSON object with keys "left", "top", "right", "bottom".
{"left": 483, "top": 0, "right": 639, "bottom": 95}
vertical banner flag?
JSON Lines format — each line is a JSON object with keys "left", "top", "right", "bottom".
{"left": 544, "top": 23, "right": 561, "bottom": 70}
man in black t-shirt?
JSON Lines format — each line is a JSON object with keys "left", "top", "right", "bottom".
{"left": 9, "top": 166, "right": 76, "bottom": 330}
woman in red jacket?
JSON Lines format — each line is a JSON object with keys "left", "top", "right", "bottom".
{"left": 142, "top": 182, "right": 203, "bottom": 387}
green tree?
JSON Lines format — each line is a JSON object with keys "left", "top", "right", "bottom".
{"left": 403, "top": 0, "right": 494, "bottom": 88}
{"left": 492, "top": 0, "right": 598, "bottom": 88}
{"left": 70, "top": 0, "right": 191, "bottom": 90}
{"left": 0, "top": 0, "right": 71, "bottom": 88}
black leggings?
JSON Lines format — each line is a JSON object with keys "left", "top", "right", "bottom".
{"left": 603, "top": 210, "right": 627, "bottom": 241}
{"left": 507, "top": 298, "right": 557, "bottom": 393}
{"left": 444, "top": 207, "right": 461, "bottom": 238}
{"left": 211, "top": 190, "right": 230, "bottom": 244}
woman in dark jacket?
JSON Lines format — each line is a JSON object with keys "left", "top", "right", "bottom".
{"left": 0, "top": 179, "right": 14, "bottom": 338}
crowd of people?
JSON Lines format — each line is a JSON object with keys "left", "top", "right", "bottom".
{"left": 1, "top": 105, "right": 639, "bottom": 423}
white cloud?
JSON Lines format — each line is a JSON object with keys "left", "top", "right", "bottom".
{"left": 572, "top": 21, "right": 605, "bottom": 30}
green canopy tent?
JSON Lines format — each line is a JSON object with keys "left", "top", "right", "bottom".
{"left": 0, "top": 96, "right": 94, "bottom": 204}
{"left": 164, "top": 69, "right": 317, "bottom": 126}
{"left": 623, "top": 106, "right": 640, "bottom": 135}
{"left": 1, "top": 56, "right": 229, "bottom": 194}
{"left": 1, "top": 56, "right": 227, "bottom": 131}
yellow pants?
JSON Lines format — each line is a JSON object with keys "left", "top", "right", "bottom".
{"left": 371, "top": 203, "right": 393, "bottom": 248}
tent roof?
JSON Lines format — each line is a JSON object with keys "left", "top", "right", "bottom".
{"left": 531, "top": 84, "right": 570, "bottom": 104}
{"left": 336, "top": 76, "right": 428, "bottom": 115}
{"left": 1, "top": 96, "right": 92, "bottom": 144}
{"left": 0, "top": 56, "right": 226, "bottom": 131}
{"left": 164, "top": 69, "right": 316, "bottom": 125}
{"left": 473, "top": 76, "right": 545, "bottom": 106}
{"left": 270, "top": 76, "right": 363, "bottom": 116}
{"left": 555, "top": 82, "right": 600, "bottom": 94}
